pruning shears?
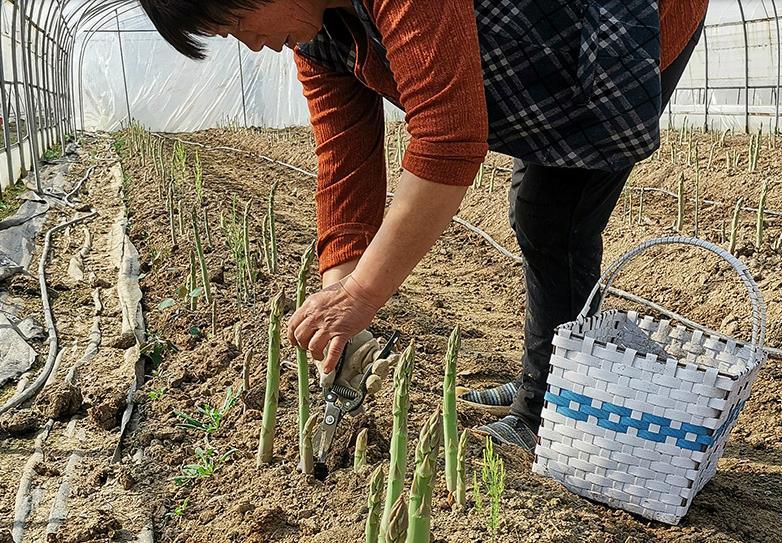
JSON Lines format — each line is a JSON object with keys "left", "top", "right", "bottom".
{"left": 316, "top": 331, "right": 401, "bottom": 465}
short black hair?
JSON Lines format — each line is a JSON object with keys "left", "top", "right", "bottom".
{"left": 139, "top": 0, "right": 266, "bottom": 60}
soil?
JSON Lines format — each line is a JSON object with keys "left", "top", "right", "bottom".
{"left": 1, "top": 125, "right": 780, "bottom": 543}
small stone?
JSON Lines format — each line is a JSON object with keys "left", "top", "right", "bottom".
{"left": 117, "top": 468, "right": 135, "bottom": 490}
{"left": 235, "top": 501, "right": 254, "bottom": 515}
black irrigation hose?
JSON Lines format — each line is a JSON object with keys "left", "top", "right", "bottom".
{"left": 0, "top": 210, "right": 98, "bottom": 415}
{"left": 157, "top": 134, "right": 782, "bottom": 360}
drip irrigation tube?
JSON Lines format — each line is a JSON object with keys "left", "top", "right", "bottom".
{"left": 0, "top": 209, "right": 98, "bottom": 416}
{"left": 157, "top": 135, "right": 782, "bottom": 360}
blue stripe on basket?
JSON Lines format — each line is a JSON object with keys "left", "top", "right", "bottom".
{"left": 544, "top": 389, "right": 747, "bottom": 452}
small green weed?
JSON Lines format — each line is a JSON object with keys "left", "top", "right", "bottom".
{"left": 479, "top": 437, "right": 505, "bottom": 541}
{"left": 147, "top": 387, "right": 166, "bottom": 401}
{"left": 471, "top": 438, "right": 505, "bottom": 541}
{"left": 42, "top": 143, "right": 62, "bottom": 161}
{"left": 113, "top": 137, "right": 126, "bottom": 157}
{"left": 140, "top": 333, "right": 177, "bottom": 367}
{"left": 174, "top": 387, "right": 239, "bottom": 436}
{"left": 0, "top": 180, "right": 28, "bottom": 221}
{"left": 173, "top": 446, "right": 236, "bottom": 486}
{"left": 165, "top": 497, "right": 189, "bottom": 519}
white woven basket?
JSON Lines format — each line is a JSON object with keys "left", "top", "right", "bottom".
{"left": 531, "top": 237, "right": 767, "bottom": 525}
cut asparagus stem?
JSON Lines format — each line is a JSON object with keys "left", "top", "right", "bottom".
{"left": 300, "top": 414, "right": 319, "bottom": 475}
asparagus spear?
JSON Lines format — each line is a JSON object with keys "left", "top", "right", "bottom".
{"left": 456, "top": 429, "right": 468, "bottom": 506}
{"left": 386, "top": 494, "right": 408, "bottom": 543}
{"left": 365, "top": 465, "right": 385, "bottom": 543}
{"left": 407, "top": 410, "right": 443, "bottom": 542}
{"left": 191, "top": 209, "right": 212, "bottom": 304}
{"left": 355, "top": 428, "right": 368, "bottom": 472}
{"left": 379, "top": 343, "right": 415, "bottom": 541}
{"left": 443, "top": 325, "right": 461, "bottom": 494}
{"left": 258, "top": 290, "right": 285, "bottom": 463}
{"left": 296, "top": 241, "right": 316, "bottom": 468}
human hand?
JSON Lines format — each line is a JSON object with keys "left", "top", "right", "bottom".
{"left": 317, "top": 330, "right": 400, "bottom": 394}
{"left": 287, "top": 274, "right": 385, "bottom": 374}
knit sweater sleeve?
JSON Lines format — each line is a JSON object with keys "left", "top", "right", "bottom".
{"left": 367, "top": 0, "right": 489, "bottom": 186}
{"left": 294, "top": 50, "right": 387, "bottom": 274}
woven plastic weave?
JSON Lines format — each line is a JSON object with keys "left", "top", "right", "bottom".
{"left": 531, "top": 237, "right": 767, "bottom": 525}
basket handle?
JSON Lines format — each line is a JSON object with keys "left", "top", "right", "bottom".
{"left": 577, "top": 236, "right": 766, "bottom": 366}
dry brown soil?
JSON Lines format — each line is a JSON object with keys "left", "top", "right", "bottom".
{"left": 2, "top": 126, "right": 780, "bottom": 543}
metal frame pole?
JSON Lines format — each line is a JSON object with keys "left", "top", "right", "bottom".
{"left": 0, "top": 3, "right": 14, "bottom": 191}
{"left": 19, "top": 0, "right": 42, "bottom": 190}
{"left": 10, "top": 2, "right": 28, "bottom": 175}
{"left": 237, "top": 40, "right": 248, "bottom": 127}
{"left": 115, "top": 10, "right": 132, "bottom": 125}
{"left": 703, "top": 27, "right": 709, "bottom": 131}
{"left": 772, "top": 0, "right": 781, "bottom": 134}
{"left": 737, "top": 0, "right": 749, "bottom": 133}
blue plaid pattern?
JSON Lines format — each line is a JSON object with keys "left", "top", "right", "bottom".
{"left": 544, "top": 388, "right": 745, "bottom": 452}
{"left": 298, "top": 0, "right": 663, "bottom": 172}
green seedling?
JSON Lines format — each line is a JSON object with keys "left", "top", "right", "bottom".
{"left": 473, "top": 471, "right": 483, "bottom": 512}
{"left": 174, "top": 386, "right": 239, "bottom": 436}
{"left": 480, "top": 437, "right": 505, "bottom": 542}
{"left": 191, "top": 209, "right": 213, "bottom": 304}
{"left": 166, "top": 497, "right": 189, "bottom": 519}
{"left": 140, "top": 334, "right": 177, "bottom": 367}
{"left": 174, "top": 446, "right": 236, "bottom": 486}
{"left": 675, "top": 172, "right": 685, "bottom": 232}
{"left": 147, "top": 387, "right": 167, "bottom": 401}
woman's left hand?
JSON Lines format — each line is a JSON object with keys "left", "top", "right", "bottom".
{"left": 287, "top": 274, "right": 384, "bottom": 374}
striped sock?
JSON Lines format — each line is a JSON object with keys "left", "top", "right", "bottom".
{"left": 477, "top": 415, "right": 537, "bottom": 451}
{"left": 459, "top": 381, "right": 520, "bottom": 407}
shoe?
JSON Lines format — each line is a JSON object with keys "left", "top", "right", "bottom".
{"left": 475, "top": 415, "right": 538, "bottom": 451}
{"left": 456, "top": 380, "right": 520, "bottom": 416}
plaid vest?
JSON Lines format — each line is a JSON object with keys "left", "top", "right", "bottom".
{"left": 298, "top": 0, "right": 661, "bottom": 171}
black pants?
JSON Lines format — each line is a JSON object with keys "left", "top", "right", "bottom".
{"left": 508, "top": 22, "right": 704, "bottom": 429}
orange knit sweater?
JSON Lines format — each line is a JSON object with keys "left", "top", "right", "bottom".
{"left": 295, "top": 0, "right": 709, "bottom": 273}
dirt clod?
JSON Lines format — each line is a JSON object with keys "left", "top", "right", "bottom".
{"left": 89, "top": 390, "right": 126, "bottom": 430}
{"left": 35, "top": 382, "right": 83, "bottom": 420}
{"left": 0, "top": 408, "right": 42, "bottom": 436}
{"left": 108, "top": 331, "right": 136, "bottom": 350}
{"left": 55, "top": 508, "right": 121, "bottom": 542}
